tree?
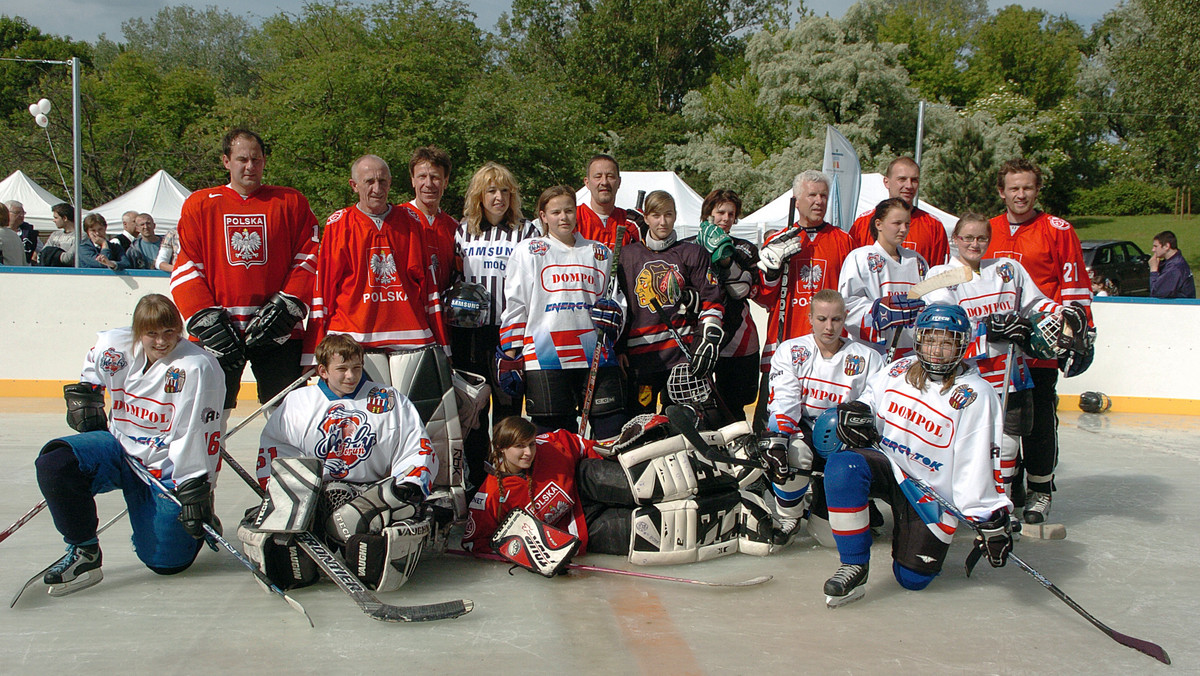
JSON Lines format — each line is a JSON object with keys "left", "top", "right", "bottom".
{"left": 964, "top": 6, "right": 1083, "bottom": 110}
{"left": 0, "top": 15, "right": 91, "bottom": 119}
{"left": 115, "top": 6, "right": 259, "bottom": 95}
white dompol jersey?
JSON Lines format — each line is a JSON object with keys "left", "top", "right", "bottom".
{"left": 839, "top": 243, "right": 928, "bottom": 353}
{"left": 767, "top": 334, "right": 882, "bottom": 435}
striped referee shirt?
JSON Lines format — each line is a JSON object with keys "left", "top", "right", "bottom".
{"left": 456, "top": 218, "right": 542, "bottom": 326}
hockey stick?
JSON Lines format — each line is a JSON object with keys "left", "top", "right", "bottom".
{"left": 646, "top": 295, "right": 735, "bottom": 421}
{"left": 665, "top": 404, "right": 765, "bottom": 470}
{"left": 872, "top": 444, "right": 1170, "bottom": 665}
{"left": 447, "top": 549, "right": 771, "bottom": 587}
{"left": 579, "top": 190, "right": 641, "bottom": 436}
{"left": 215, "top": 444, "right": 472, "bottom": 622}
{"left": 10, "top": 508, "right": 129, "bottom": 608}
{"left": 0, "top": 500, "right": 47, "bottom": 546}
{"left": 123, "top": 455, "right": 314, "bottom": 626}
{"left": 773, "top": 197, "right": 797, "bottom": 357}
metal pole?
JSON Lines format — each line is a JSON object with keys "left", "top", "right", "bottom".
{"left": 913, "top": 100, "right": 925, "bottom": 206}
{"left": 71, "top": 57, "right": 82, "bottom": 268}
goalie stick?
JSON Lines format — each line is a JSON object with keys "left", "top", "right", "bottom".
{"left": 886, "top": 264, "right": 975, "bottom": 362}
{"left": 123, "top": 455, "right": 313, "bottom": 625}
{"left": 216, "top": 445, "right": 472, "bottom": 622}
{"left": 665, "top": 404, "right": 765, "bottom": 471}
{"left": 447, "top": 549, "right": 771, "bottom": 588}
{"left": 871, "top": 443, "right": 1170, "bottom": 665}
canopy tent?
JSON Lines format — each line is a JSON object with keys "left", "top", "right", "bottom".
{"left": 575, "top": 171, "right": 707, "bottom": 238}
{"left": 740, "top": 173, "right": 959, "bottom": 245}
{"left": 90, "top": 170, "right": 192, "bottom": 234}
{"left": 0, "top": 170, "right": 66, "bottom": 230}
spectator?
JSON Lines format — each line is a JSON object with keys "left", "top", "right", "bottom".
{"left": 6, "top": 200, "right": 39, "bottom": 263}
{"left": 1149, "top": 231, "right": 1195, "bottom": 299}
{"left": 1090, "top": 273, "right": 1115, "bottom": 298}
{"left": 118, "top": 213, "right": 162, "bottom": 270}
{"left": 81, "top": 214, "right": 125, "bottom": 270}
{"left": 155, "top": 227, "right": 179, "bottom": 272}
{"left": 0, "top": 202, "right": 28, "bottom": 266}
{"left": 112, "top": 210, "right": 139, "bottom": 255}
{"left": 42, "top": 203, "right": 77, "bottom": 267}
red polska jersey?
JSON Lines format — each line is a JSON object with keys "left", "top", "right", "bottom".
{"left": 849, "top": 207, "right": 950, "bottom": 266}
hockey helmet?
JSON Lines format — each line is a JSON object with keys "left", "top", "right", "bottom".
{"left": 444, "top": 282, "right": 492, "bottom": 329}
{"left": 1078, "top": 391, "right": 1111, "bottom": 413}
{"left": 811, "top": 407, "right": 843, "bottom": 458}
{"left": 913, "top": 303, "right": 970, "bottom": 376}
{"left": 1025, "top": 310, "right": 1065, "bottom": 361}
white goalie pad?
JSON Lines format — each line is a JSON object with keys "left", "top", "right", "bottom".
{"left": 704, "top": 421, "right": 763, "bottom": 489}
{"left": 346, "top": 518, "right": 431, "bottom": 592}
{"left": 452, "top": 369, "right": 491, "bottom": 433}
{"left": 251, "top": 457, "right": 322, "bottom": 533}
{"left": 628, "top": 491, "right": 740, "bottom": 566}
{"left": 738, "top": 490, "right": 784, "bottom": 557}
{"left": 618, "top": 434, "right": 738, "bottom": 504}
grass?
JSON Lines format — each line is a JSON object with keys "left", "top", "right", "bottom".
{"left": 1071, "top": 213, "right": 1200, "bottom": 269}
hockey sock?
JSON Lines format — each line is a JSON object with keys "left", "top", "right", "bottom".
{"left": 824, "top": 450, "right": 872, "bottom": 565}
{"left": 35, "top": 443, "right": 99, "bottom": 545}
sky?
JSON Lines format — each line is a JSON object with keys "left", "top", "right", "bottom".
{"left": 1, "top": 0, "right": 1121, "bottom": 44}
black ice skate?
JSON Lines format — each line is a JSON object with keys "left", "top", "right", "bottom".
{"left": 1024, "top": 491, "right": 1052, "bottom": 524}
{"left": 44, "top": 543, "right": 103, "bottom": 597}
{"left": 824, "top": 561, "right": 868, "bottom": 608}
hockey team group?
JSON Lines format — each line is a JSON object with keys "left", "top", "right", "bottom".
{"left": 23, "top": 128, "right": 1101, "bottom": 616}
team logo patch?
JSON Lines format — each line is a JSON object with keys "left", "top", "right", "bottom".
{"left": 997, "top": 262, "right": 1015, "bottom": 283}
{"left": 314, "top": 403, "right": 378, "bottom": 479}
{"left": 844, "top": 354, "right": 866, "bottom": 376}
{"left": 888, "top": 357, "right": 914, "bottom": 377}
{"left": 799, "top": 260, "right": 825, "bottom": 290}
{"left": 1047, "top": 215, "right": 1072, "bottom": 231}
{"left": 638, "top": 385, "right": 654, "bottom": 407}
{"left": 366, "top": 387, "right": 395, "bottom": 414}
{"left": 463, "top": 515, "right": 476, "bottom": 539}
{"left": 867, "top": 253, "right": 885, "bottom": 273}
{"left": 528, "top": 240, "right": 549, "bottom": 256}
{"left": 918, "top": 259, "right": 928, "bottom": 276}
{"left": 949, "top": 384, "right": 978, "bottom": 410}
{"left": 791, "top": 344, "right": 811, "bottom": 367}
{"left": 633, "top": 261, "right": 685, "bottom": 309}
{"left": 369, "top": 249, "right": 398, "bottom": 285}
{"left": 224, "top": 215, "right": 267, "bottom": 267}
{"left": 163, "top": 367, "right": 186, "bottom": 394}
{"left": 326, "top": 209, "right": 346, "bottom": 225}
{"left": 533, "top": 481, "right": 574, "bottom": 526}
{"left": 99, "top": 347, "right": 128, "bottom": 376}
{"left": 592, "top": 243, "right": 608, "bottom": 262}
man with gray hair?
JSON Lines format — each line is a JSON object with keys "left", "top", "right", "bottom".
{"left": 112, "top": 210, "right": 139, "bottom": 254}
{"left": 117, "top": 213, "right": 163, "bottom": 270}
{"left": 6, "top": 200, "right": 39, "bottom": 263}
{"left": 0, "top": 202, "right": 27, "bottom": 265}
{"left": 751, "top": 170, "right": 854, "bottom": 430}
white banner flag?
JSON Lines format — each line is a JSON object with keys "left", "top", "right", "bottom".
{"left": 822, "top": 125, "right": 860, "bottom": 232}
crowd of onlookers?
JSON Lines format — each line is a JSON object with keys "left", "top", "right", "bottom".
{"left": 0, "top": 201, "right": 178, "bottom": 271}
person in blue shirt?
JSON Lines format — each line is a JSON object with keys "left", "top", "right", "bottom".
{"left": 1149, "top": 231, "right": 1195, "bottom": 299}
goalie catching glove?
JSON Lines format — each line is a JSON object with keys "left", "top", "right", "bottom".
{"left": 187, "top": 307, "right": 247, "bottom": 370}
{"left": 835, "top": 401, "right": 878, "bottom": 449}
{"left": 689, "top": 321, "right": 723, "bottom": 379}
{"left": 64, "top": 382, "right": 107, "bottom": 433}
{"left": 491, "top": 507, "right": 579, "bottom": 577}
{"left": 871, "top": 295, "right": 925, "bottom": 332}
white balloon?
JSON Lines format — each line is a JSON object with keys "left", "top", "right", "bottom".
{"left": 35, "top": 113, "right": 48, "bottom": 128}
{"left": 37, "top": 98, "right": 52, "bottom": 115}
{"left": 28, "top": 103, "right": 39, "bottom": 117}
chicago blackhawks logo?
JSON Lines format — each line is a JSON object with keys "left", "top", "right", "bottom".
{"left": 366, "top": 387, "right": 395, "bottom": 414}
{"left": 369, "top": 250, "right": 398, "bottom": 285}
{"left": 528, "top": 240, "right": 549, "bottom": 256}
{"left": 314, "top": 403, "right": 378, "bottom": 479}
{"left": 997, "top": 262, "right": 1015, "bottom": 283}
{"left": 949, "top": 384, "right": 978, "bottom": 410}
{"left": 790, "top": 344, "right": 811, "bottom": 367}
{"left": 633, "top": 261, "right": 685, "bottom": 310}
{"left": 99, "top": 347, "right": 127, "bottom": 376}
{"left": 867, "top": 253, "right": 885, "bottom": 273}
{"left": 844, "top": 354, "right": 866, "bottom": 376}
{"left": 798, "top": 260, "right": 825, "bottom": 290}
{"left": 163, "top": 367, "right": 186, "bottom": 394}
{"left": 224, "top": 215, "right": 267, "bottom": 267}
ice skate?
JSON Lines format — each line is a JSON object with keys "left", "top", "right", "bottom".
{"left": 1024, "top": 491, "right": 1051, "bottom": 524}
{"left": 824, "top": 562, "right": 868, "bottom": 608}
{"left": 44, "top": 543, "right": 103, "bottom": 597}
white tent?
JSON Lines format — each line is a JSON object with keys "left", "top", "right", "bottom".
{"left": 0, "top": 170, "right": 66, "bottom": 229}
{"left": 740, "top": 173, "right": 959, "bottom": 245}
{"left": 90, "top": 170, "right": 192, "bottom": 234}
{"left": 575, "top": 171, "right": 706, "bottom": 238}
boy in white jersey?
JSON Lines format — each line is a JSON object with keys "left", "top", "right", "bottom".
{"left": 239, "top": 334, "right": 437, "bottom": 591}
{"left": 762, "top": 290, "right": 882, "bottom": 544}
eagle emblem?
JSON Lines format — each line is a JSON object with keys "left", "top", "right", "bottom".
{"left": 799, "top": 261, "right": 824, "bottom": 290}
{"left": 224, "top": 215, "right": 267, "bottom": 267}
{"left": 370, "top": 252, "right": 397, "bottom": 285}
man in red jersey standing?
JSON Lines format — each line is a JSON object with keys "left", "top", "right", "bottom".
{"left": 576, "top": 154, "right": 642, "bottom": 249}
{"left": 984, "top": 158, "right": 1091, "bottom": 526}
{"left": 400, "top": 146, "right": 461, "bottom": 300}
{"left": 847, "top": 157, "right": 950, "bottom": 266}
{"left": 171, "top": 128, "right": 319, "bottom": 412}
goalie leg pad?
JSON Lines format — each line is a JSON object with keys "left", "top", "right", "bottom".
{"left": 452, "top": 369, "right": 491, "bottom": 433}
{"left": 739, "top": 490, "right": 783, "bottom": 557}
{"left": 707, "top": 422, "right": 763, "bottom": 488}
{"left": 388, "top": 348, "right": 462, "bottom": 490}
{"left": 325, "top": 480, "right": 419, "bottom": 547}
{"left": 628, "top": 492, "right": 740, "bottom": 565}
{"left": 237, "top": 516, "right": 319, "bottom": 590}
{"left": 346, "top": 518, "right": 430, "bottom": 591}
{"left": 491, "top": 507, "right": 580, "bottom": 577}
{"left": 252, "top": 457, "right": 322, "bottom": 533}
{"left": 618, "top": 435, "right": 738, "bottom": 504}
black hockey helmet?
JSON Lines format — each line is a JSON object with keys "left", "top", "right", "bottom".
{"left": 1078, "top": 391, "right": 1111, "bottom": 413}
{"left": 444, "top": 282, "right": 491, "bottom": 329}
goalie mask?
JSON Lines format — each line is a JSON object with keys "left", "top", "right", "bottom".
{"left": 444, "top": 282, "right": 492, "bottom": 329}
{"left": 1026, "top": 310, "right": 1065, "bottom": 361}
{"left": 913, "top": 303, "right": 970, "bottom": 376}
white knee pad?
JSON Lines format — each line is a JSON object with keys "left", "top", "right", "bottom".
{"left": 628, "top": 492, "right": 740, "bottom": 565}
{"left": 1001, "top": 432, "right": 1020, "bottom": 483}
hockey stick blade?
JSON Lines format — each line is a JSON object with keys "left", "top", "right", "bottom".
{"left": 907, "top": 264, "right": 972, "bottom": 299}
{"left": 0, "top": 499, "right": 47, "bottom": 546}
{"left": 1021, "top": 522, "right": 1067, "bottom": 540}
{"left": 665, "top": 405, "right": 765, "bottom": 470}
{"left": 448, "top": 549, "right": 771, "bottom": 588}
{"left": 11, "top": 508, "right": 128, "bottom": 608}
{"left": 217, "top": 446, "right": 473, "bottom": 623}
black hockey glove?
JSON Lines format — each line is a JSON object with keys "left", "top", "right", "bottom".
{"left": 675, "top": 288, "right": 702, "bottom": 318}
{"left": 757, "top": 432, "right": 795, "bottom": 484}
{"left": 731, "top": 241, "right": 760, "bottom": 271}
{"left": 970, "top": 510, "right": 1013, "bottom": 570}
{"left": 689, "top": 322, "right": 723, "bottom": 380}
{"left": 63, "top": 382, "right": 107, "bottom": 432}
{"left": 187, "top": 307, "right": 247, "bottom": 371}
{"left": 835, "top": 401, "right": 878, "bottom": 449}
{"left": 244, "top": 292, "right": 307, "bottom": 350}
{"left": 1058, "top": 303, "right": 1089, "bottom": 353}
{"left": 985, "top": 313, "right": 1033, "bottom": 344}
{"left": 176, "top": 476, "right": 215, "bottom": 540}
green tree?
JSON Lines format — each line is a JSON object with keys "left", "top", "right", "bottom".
{"left": 964, "top": 6, "right": 1083, "bottom": 109}
{"left": 0, "top": 15, "right": 91, "bottom": 119}
{"left": 113, "top": 6, "right": 259, "bottom": 95}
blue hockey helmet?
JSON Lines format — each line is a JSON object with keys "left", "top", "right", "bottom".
{"left": 914, "top": 303, "right": 970, "bottom": 375}
{"left": 811, "top": 407, "right": 844, "bottom": 458}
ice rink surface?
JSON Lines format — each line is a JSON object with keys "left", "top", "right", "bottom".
{"left": 1, "top": 400, "right": 1194, "bottom": 674}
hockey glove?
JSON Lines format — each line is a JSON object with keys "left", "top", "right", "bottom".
{"left": 1058, "top": 303, "right": 1089, "bottom": 353}
{"left": 176, "top": 476, "right": 215, "bottom": 540}
{"left": 625, "top": 208, "right": 646, "bottom": 234}
{"left": 731, "top": 241, "right": 760, "bottom": 271}
{"left": 64, "top": 382, "right": 107, "bottom": 433}
{"left": 985, "top": 313, "right": 1033, "bottom": 344}
{"left": 757, "top": 234, "right": 804, "bottom": 280}
{"left": 244, "top": 292, "right": 307, "bottom": 350}
{"left": 697, "top": 220, "right": 735, "bottom": 266}
{"left": 971, "top": 510, "right": 1013, "bottom": 570}
{"left": 675, "top": 288, "right": 702, "bottom": 318}
{"left": 187, "top": 307, "right": 247, "bottom": 371}
{"left": 689, "top": 321, "right": 723, "bottom": 380}
{"left": 870, "top": 295, "right": 925, "bottom": 332}
{"left": 835, "top": 401, "right": 879, "bottom": 449}
{"left": 590, "top": 297, "right": 623, "bottom": 343}
{"left": 495, "top": 346, "right": 525, "bottom": 397}
{"left": 758, "top": 432, "right": 795, "bottom": 484}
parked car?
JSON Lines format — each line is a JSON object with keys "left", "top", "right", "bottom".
{"left": 1081, "top": 240, "right": 1150, "bottom": 296}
